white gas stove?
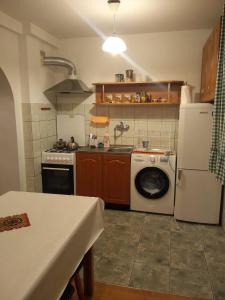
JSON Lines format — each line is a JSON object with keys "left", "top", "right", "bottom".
{"left": 42, "top": 148, "right": 76, "bottom": 165}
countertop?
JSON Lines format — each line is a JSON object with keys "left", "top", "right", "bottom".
{"left": 77, "top": 145, "right": 134, "bottom": 154}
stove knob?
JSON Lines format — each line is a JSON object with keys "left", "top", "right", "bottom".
{"left": 58, "top": 157, "right": 62, "bottom": 161}
{"left": 55, "top": 157, "right": 58, "bottom": 161}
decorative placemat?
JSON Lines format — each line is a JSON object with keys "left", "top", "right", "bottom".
{"left": 0, "top": 213, "right": 30, "bottom": 232}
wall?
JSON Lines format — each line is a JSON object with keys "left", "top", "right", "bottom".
{"left": 222, "top": 192, "right": 225, "bottom": 232}
{"left": 0, "top": 69, "right": 20, "bottom": 194}
{"left": 21, "top": 33, "right": 62, "bottom": 192}
{"left": 56, "top": 29, "right": 209, "bottom": 150}
{"left": 0, "top": 25, "right": 26, "bottom": 191}
{"left": 60, "top": 29, "right": 210, "bottom": 100}
{"left": 0, "top": 11, "right": 63, "bottom": 192}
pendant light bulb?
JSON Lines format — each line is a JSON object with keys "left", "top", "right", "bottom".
{"left": 102, "top": 35, "right": 127, "bottom": 55}
{"left": 103, "top": 0, "right": 127, "bottom": 55}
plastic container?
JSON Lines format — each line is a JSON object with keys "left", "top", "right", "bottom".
{"left": 103, "top": 131, "right": 110, "bottom": 148}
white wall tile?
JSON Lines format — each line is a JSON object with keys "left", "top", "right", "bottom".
{"left": 109, "top": 106, "right": 123, "bottom": 120}
{"left": 73, "top": 103, "right": 85, "bottom": 115}
{"left": 96, "top": 124, "right": 107, "bottom": 137}
{"left": 122, "top": 106, "right": 134, "bottom": 120}
{"left": 22, "top": 104, "right": 31, "bottom": 121}
{"left": 30, "top": 104, "right": 40, "bottom": 121}
{"left": 96, "top": 105, "right": 109, "bottom": 117}
{"left": 121, "top": 136, "right": 134, "bottom": 146}
{"left": 40, "top": 121, "right": 49, "bottom": 138}
{"left": 32, "top": 122, "right": 40, "bottom": 140}
{"left": 33, "top": 140, "right": 41, "bottom": 158}
{"left": 148, "top": 106, "right": 163, "bottom": 119}
{"left": 40, "top": 138, "right": 49, "bottom": 152}
{"left": 25, "top": 159, "right": 35, "bottom": 177}
{"left": 34, "top": 175, "right": 42, "bottom": 193}
{"left": 34, "top": 157, "right": 41, "bottom": 177}
{"left": 26, "top": 176, "right": 35, "bottom": 192}
{"left": 24, "top": 141, "right": 34, "bottom": 158}
{"left": 134, "top": 107, "right": 148, "bottom": 119}
{"left": 85, "top": 104, "right": 96, "bottom": 121}
{"left": 134, "top": 119, "right": 148, "bottom": 136}
{"left": 23, "top": 122, "right": 33, "bottom": 141}
{"left": 61, "top": 104, "right": 73, "bottom": 115}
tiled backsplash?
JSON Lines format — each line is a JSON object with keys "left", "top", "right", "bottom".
{"left": 22, "top": 103, "right": 57, "bottom": 192}
{"left": 57, "top": 103, "right": 179, "bottom": 150}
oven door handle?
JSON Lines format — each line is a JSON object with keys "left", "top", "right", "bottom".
{"left": 42, "top": 167, "right": 70, "bottom": 171}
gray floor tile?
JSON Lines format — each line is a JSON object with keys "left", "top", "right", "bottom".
{"left": 171, "top": 230, "right": 204, "bottom": 251}
{"left": 144, "top": 213, "right": 172, "bottom": 232}
{"left": 95, "top": 210, "right": 225, "bottom": 300}
{"left": 170, "top": 268, "right": 212, "bottom": 299}
{"left": 171, "top": 219, "right": 205, "bottom": 235}
{"left": 94, "top": 255, "right": 133, "bottom": 286}
{"left": 103, "top": 223, "right": 141, "bottom": 242}
{"left": 204, "top": 250, "right": 225, "bottom": 274}
{"left": 129, "top": 262, "right": 170, "bottom": 293}
{"left": 139, "top": 227, "right": 170, "bottom": 248}
{"left": 211, "top": 273, "right": 225, "bottom": 300}
{"left": 94, "top": 235, "right": 138, "bottom": 261}
{"left": 104, "top": 209, "right": 145, "bottom": 228}
{"left": 203, "top": 232, "right": 225, "bottom": 253}
{"left": 135, "top": 243, "right": 170, "bottom": 266}
{"left": 171, "top": 247, "right": 207, "bottom": 271}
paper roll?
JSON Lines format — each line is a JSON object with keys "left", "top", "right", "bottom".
{"left": 181, "top": 85, "right": 192, "bottom": 104}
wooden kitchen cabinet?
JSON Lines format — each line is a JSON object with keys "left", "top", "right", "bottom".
{"left": 93, "top": 81, "right": 184, "bottom": 105}
{"left": 76, "top": 153, "right": 102, "bottom": 197}
{"left": 76, "top": 152, "right": 131, "bottom": 205}
{"left": 200, "top": 17, "right": 221, "bottom": 102}
{"left": 102, "top": 154, "right": 130, "bottom": 205}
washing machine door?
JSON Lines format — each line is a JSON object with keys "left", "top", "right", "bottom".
{"left": 135, "top": 167, "right": 169, "bottom": 199}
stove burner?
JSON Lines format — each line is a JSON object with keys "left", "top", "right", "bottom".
{"left": 46, "top": 148, "right": 76, "bottom": 153}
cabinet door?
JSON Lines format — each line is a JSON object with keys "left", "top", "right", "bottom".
{"left": 102, "top": 154, "right": 130, "bottom": 205}
{"left": 76, "top": 153, "right": 102, "bottom": 197}
{"left": 200, "top": 17, "right": 221, "bottom": 102}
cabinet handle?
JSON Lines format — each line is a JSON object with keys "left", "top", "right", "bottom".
{"left": 176, "top": 169, "right": 182, "bottom": 185}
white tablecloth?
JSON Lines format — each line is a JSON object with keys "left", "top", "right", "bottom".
{"left": 0, "top": 191, "right": 104, "bottom": 300}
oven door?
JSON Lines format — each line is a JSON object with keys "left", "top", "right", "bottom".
{"left": 41, "top": 164, "right": 74, "bottom": 195}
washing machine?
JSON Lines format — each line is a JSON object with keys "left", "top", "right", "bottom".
{"left": 130, "top": 151, "right": 176, "bottom": 214}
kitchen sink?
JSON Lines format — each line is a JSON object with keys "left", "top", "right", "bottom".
{"left": 107, "top": 145, "right": 134, "bottom": 153}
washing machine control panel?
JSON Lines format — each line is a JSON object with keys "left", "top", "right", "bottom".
{"left": 149, "top": 156, "right": 156, "bottom": 163}
{"left": 160, "top": 156, "right": 169, "bottom": 162}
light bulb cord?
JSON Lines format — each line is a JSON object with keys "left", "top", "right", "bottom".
{"left": 113, "top": 13, "right": 116, "bottom": 34}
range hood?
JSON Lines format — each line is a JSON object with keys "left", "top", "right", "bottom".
{"left": 42, "top": 52, "right": 93, "bottom": 98}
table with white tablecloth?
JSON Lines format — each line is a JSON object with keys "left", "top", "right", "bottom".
{"left": 0, "top": 191, "right": 104, "bottom": 300}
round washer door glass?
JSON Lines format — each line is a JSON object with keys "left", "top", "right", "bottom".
{"left": 135, "top": 167, "right": 169, "bottom": 199}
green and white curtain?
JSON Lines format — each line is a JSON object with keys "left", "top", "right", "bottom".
{"left": 209, "top": 5, "right": 225, "bottom": 183}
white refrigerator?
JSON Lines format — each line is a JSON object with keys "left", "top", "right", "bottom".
{"left": 174, "top": 103, "right": 221, "bottom": 224}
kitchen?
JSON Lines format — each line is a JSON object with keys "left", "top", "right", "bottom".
{"left": 0, "top": 0, "right": 225, "bottom": 300}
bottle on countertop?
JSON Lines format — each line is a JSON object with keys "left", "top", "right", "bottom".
{"left": 103, "top": 131, "right": 110, "bottom": 148}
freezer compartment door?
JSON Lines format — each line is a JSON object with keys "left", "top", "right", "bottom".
{"left": 175, "top": 169, "right": 221, "bottom": 224}
{"left": 177, "top": 104, "right": 213, "bottom": 170}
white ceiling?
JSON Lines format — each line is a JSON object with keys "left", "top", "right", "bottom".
{"left": 0, "top": 0, "right": 223, "bottom": 38}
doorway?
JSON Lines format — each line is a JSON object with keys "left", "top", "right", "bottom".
{"left": 0, "top": 68, "right": 20, "bottom": 195}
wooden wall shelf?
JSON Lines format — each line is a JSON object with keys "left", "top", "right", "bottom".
{"left": 93, "top": 81, "right": 184, "bottom": 105}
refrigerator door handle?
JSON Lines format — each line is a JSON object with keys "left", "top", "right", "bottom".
{"left": 177, "top": 169, "right": 182, "bottom": 185}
